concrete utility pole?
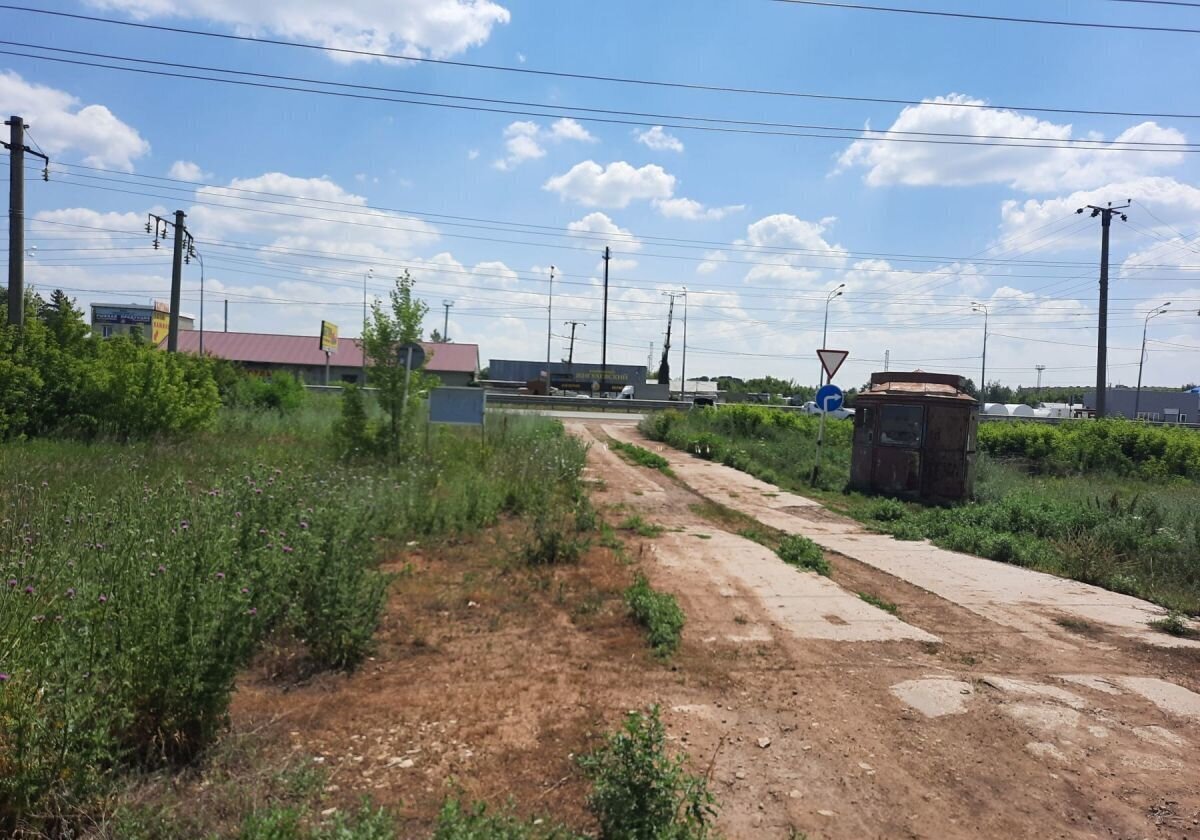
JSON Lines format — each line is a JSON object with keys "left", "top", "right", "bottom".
{"left": 601, "top": 247, "right": 610, "bottom": 395}
{"left": 565, "top": 320, "right": 585, "bottom": 364}
{"left": 884, "top": 349, "right": 890, "bottom": 373}
{"left": 147, "top": 211, "right": 194, "bottom": 352}
{"left": 546, "top": 265, "right": 555, "bottom": 364}
{"left": 1077, "top": 201, "right": 1130, "bottom": 418}
{"left": 1135, "top": 301, "right": 1171, "bottom": 419}
{"left": 442, "top": 300, "right": 453, "bottom": 342}
{"left": 681, "top": 287, "right": 689, "bottom": 398}
{"left": 5, "top": 115, "right": 49, "bottom": 327}
{"left": 971, "top": 301, "right": 989, "bottom": 401}
{"left": 820, "top": 284, "right": 845, "bottom": 386}
{"left": 362, "top": 268, "right": 373, "bottom": 338}
{"left": 224, "top": 298, "right": 228, "bottom": 332}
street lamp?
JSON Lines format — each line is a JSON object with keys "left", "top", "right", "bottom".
{"left": 1134, "top": 301, "right": 1171, "bottom": 419}
{"left": 971, "top": 301, "right": 989, "bottom": 401}
{"left": 362, "top": 268, "right": 374, "bottom": 337}
{"left": 819, "top": 284, "right": 845, "bottom": 386}
{"left": 681, "top": 286, "right": 688, "bottom": 398}
{"left": 546, "top": 265, "right": 555, "bottom": 364}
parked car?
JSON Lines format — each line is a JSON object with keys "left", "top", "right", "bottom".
{"left": 800, "top": 400, "right": 854, "bottom": 420}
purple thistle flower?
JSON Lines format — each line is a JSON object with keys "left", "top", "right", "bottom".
{"left": 0, "top": 673, "right": 9, "bottom": 683}
{"left": 281, "top": 545, "right": 294, "bottom": 554}
{"left": 299, "top": 521, "right": 309, "bottom": 530}
{"left": 98, "top": 595, "right": 108, "bottom": 604}
{"left": 66, "top": 588, "right": 76, "bottom": 599}
{"left": 247, "top": 607, "right": 257, "bottom": 616}
{"left": 235, "top": 511, "right": 242, "bottom": 518}
{"left": 258, "top": 528, "right": 268, "bottom": 536}
{"left": 240, "top": 587, "right": 250, "bottom": 595}
{"left": 215, "top": 572, "right": 225, "bottom": 581}
{"left": 180, "top": 520, "right": 190, "bottom": 531}
{"left": 32, "top": 615, "right": 45, "bottom": 623}
{"left": 23, "top": 586, "right": 34, "bottom": 595}
{"left": 6, "top": 579, "right": 16, "bottom": 588}
{"left": 157, "top": 564, "right": 166, "bottom": 574}
{"left": 254, "top": 488, "right": 263, "bottom": 495}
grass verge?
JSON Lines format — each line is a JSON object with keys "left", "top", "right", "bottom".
{"left": 609, "top": 439, "right": 674, "bottom": 476}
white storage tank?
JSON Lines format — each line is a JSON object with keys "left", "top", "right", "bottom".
{"left": 983, "top": 402, "right": 1010, "bottom": 416}
{"left": 1004, "top": 403, "right": 1036, "bottom": 417}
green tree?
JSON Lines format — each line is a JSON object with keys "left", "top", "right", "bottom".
{"left": 362, "top": 271, "right": 432, "bottom": 453}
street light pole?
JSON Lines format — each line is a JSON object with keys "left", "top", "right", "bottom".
{"left": 972, "top": 302, "right": 989, "bottom": 401}
{"left": 193, "top": 249, "right": 205, "bottom": 355}
{"left": 1135, "top": 301, "right": 1171, "bottom": 420}
{"left": 819, "top": 284, "right": 845, "bottom": 386}
{"left": 362, "top": 268, "right": 373, "bottom": 337}
{"left": 546, "top": 265, "right": 555, "bottom": 364}
{"left": 681, "top": 286, "right": 688, "bottom": 398}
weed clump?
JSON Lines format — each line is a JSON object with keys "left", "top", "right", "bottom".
{"left": 619, "top": 515, "right": 666, "bottom": 538}
{"left": 433, "top": 799, "right": 583, "bottom": 839}
{"left": 610, "top": 440, "right": 673, "bottom": 475}
{"left": 866, "top": 498, "right": 909, "bottom": 522}
{"left": 579, "top": 706, "right": 718, "bottom": 840}
{"left": 625, "top": 574, "right": 685, "bottom": 656}
{"left": 858, "top": 592, "right": 899, "bottom": 615}
{"left": 776, "top": 534, "right": 830, "bottom": 576}
{"left": 1149, "top": 611, "right": 1196, "bottom": 638}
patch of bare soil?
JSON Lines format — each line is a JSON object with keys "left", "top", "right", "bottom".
{"left": 573, "top": 420, "right": 1200, "bottom": 839}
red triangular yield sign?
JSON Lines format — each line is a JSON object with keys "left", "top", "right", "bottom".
{"left": 817, "top": 349, "right": 849, "bottom": 380}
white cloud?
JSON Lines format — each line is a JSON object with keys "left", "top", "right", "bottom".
{"left": 492, "top": 118, "right": 595, "bottom": 170}
{"left": 999, "top": 177, "right": 1200, "bottom": 251}
{"left": 516, "top": 52, "right": 526, "bottom": 64}
{"left": 87, "top": 0, "right": 510, "bottom": 61}
{"left": 544, "top": 160, "right": 676, "bottom": 208}
{"left": 738, "top": 214, "right": 848, "bottom": 285}
{"left": 566, "top": 212, "right": 641, "bottom": 250}
{"left": 655, "top": 197, "right": 745, "bottom": 221}
{"left": 696, "top": 250, "right": 727, "bottom": 275}
{"left": 636, "top": 126, "right": 684, "bottom": 153}
{"left": 837, "top": 94, "right": 1186, "bottom": 193}
{"left": 467, "top": 149, "right": 480, "bottom": 160}
{"left": 168, "top": 160, "right": 210, "bottom": 182}
{"left": 0, "top": 71, "right": 148, "bottom": 171}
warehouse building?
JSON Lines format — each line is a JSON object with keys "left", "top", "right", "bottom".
{"left": 488, "top": 359, "right": 647, "bottom": 395}
{"left": 171, "top": 331, "right": 480, "bottom": 387}
{"left": 1084, "top": 388, "right": 1200, "bottom": 423}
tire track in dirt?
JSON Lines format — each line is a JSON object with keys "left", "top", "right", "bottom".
{"left": 579, "top": 420, "right": 1200, "bottom": 839}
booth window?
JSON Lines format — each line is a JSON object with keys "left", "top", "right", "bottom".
{"left": 855, "top": 406, "right": 874, "bottom": 445}
{"left": 879, "top": 404, "right": 923, "bottom": 448}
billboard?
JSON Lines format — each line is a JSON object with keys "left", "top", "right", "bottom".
{"left": 319, "top": 320, "right": 339, "bottom": 353}
{"left": 151, "top": 309, "right": 170, "bottom": 344}
{"left": 92, "top": 305, "right": 152, "bottom": 325}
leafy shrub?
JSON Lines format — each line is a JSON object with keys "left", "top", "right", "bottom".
{"left": 1148, "top": 612, "right": 1196, "bottom": 638}
{"left": 866, "top": 498, "right": 909, "bottom": 522}
{"left": 240, "top": 800, "right": 395, "bottom": 839}
{"left": 333, "top": 383, "right": 374, "bottom": 458}
{"left": 433, "top": 799, "right": 583, "bottom": 839}
{"left": 525, "top": 506, "right": 588, "bottom": 565}
{"left": 579, "top": 706, "right": 718, "bottom": 840}
{"left": 889, "top": 520, "right": 925, "bottom": 541}
{"left": 610, "top": 439, "right": 673, "bottom": 473}
{"left": 625, "top": 574, "right": 685, "bottom": 656}
{"left": 619, "top": 515, "right": 665, "bottom": 538}
{"left": 228, "top": 373, "right": 307, "bottom": 414}
{"left": 776, "top": 534, "right": 830, "bottom": 576}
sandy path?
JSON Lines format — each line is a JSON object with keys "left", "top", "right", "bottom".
{"left": 576, "top": 421, "right": 1200, "bottom": 839}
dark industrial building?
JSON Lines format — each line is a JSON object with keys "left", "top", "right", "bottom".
{"left": 1083, "top": 388, "right": 1199, "bottom": 423}
{"left": 488, "top": 359, "right": 647, "bottom": 394}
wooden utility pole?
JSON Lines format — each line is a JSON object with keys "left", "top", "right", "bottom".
{"left": 1077, "top": 201, "right": 1130, "bottom": 418}
{"left": 5, "top": 115, "right": 49, "bottom": 327}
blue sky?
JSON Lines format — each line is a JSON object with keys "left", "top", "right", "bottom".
{"left": 3, "top": 0, "right": 1200, "bottom": 388}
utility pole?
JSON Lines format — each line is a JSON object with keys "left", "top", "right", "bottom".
{"left": 147, "top": 211, "right": 194, "bottom": 352}
{"left": 884, "top": 349, "right": 890, "bottom": 373}
{"left": 648, "top": 341, "right": 654, "bottom": 372}
{"left": 5, "top": 115, "right": 49, "bottom": 327}
{"left": 1035, "top": 364, "right": 1046, "bottom": 398}
{"left": 546, "top": 265, "right": 555, "bottom": 364}
{"left": 601, "top": 247, "right": 610, "bottom": 396}
{"left": 224, "top": 299, "right": 228, "bottom": 332}
{"left": 1077, "top": 201, "right": 1130, "bottom": 418}
{"left": 659, "top": 292, "right": 679, "bottom": 388}
{"left": 442, "top": 300, "right": 453, "bottom": 342}
{"left": 565, "top": 320, "right": 585, "bottom": 365}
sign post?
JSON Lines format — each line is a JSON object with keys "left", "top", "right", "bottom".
{"left": 811, "top": 348, "right": 849, "bottom": 485}
{"left": 319, "top": 320, "right": 339, "bottom": 386}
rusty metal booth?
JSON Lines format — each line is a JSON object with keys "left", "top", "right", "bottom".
{"left": 850, "top": 371, "right": 978, "bottom": 502}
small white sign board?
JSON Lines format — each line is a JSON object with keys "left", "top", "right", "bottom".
{"left": 817, "top": 349, "right": 849, "bottom": 381}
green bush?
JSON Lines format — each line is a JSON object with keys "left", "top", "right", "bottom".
{"left": 866, "top": 498, "right": 909, "bottom": 522}
{"left": 610, "top": 440, "right": 672, "bottom": 474}
{"left": 625, "top": 574, "right": 685, "bottom": 656}
{"left": 776, "top": 534, "right": 830, "bottom": 576}
{"left": 579, "top": 706, "right": 718, "bottom": 840}
{"left": 240, "top": 800, "right": 395, "bottom": 839}
{"left": 333, "top": 383, "right": 374, "bottom": 458}
{"left": 228, "top": 373, "right": 307, "bottom": 414}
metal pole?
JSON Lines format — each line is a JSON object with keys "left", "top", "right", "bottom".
{"left": 1035, "top": 364, "right": 1045, "bottom": 395}
{"left": 167, "top": 210, "right": 185, "bottom": 352}
{"left": 601, "top": 247, "right": 610, "bottom": 396}
{"left": 546, "top": 265, "right": 555, "bottom": 364}
{"left": 224, "top": 298, "right": 228, "bottom": 332}
{"left": 324, "top": 350, "right": 331, "bottom": 386}
{"left": 442, "top": 300, "right": 453, "bottom": 341}
{"left": 1135, "top": 303, "right": 1171, "bottom": 419}
{"left": 681, "top": 287, "right": 688, "bottom": 397}
{"left": 972, "top": 302, "right": 988, "bottom": 401}
{"left": 197, "top": 251, "right": 205, "bottom": 355}
{"left": 811, "top": 393, "right": 829, "bottom": 486}
{"left": 363, "top": 268, "right": 372, "bottom": 339}
{"left": 6, "top": 115, "right": 24, "bottom": 327}
{"left": 820, "top": 285, "right": 844, "bottom": 386}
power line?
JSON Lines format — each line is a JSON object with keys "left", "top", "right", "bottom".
{"left": 4, "top": 48, "right": 1193, "bottom": 154}
{"left": 5, "top": 4, "right": 1199, "bottom": 120}
{"left": 769, "top": 0, "right": 1200, "bottom": 34}
{"left": 5, "top": 40, "right": 1197, "bottom": 151}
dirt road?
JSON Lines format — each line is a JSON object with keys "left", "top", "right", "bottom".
{"left": 576, "top": 420, "right": 1200, "bottom": 839}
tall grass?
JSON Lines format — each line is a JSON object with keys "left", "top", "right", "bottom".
{"left": 0, "top": 406, "right": 587, "bottom": 831}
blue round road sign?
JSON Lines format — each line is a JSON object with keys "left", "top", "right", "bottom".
{"left": 815, "top": 383, "right": 844, "bottom": 413}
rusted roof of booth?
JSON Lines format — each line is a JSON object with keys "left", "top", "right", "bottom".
{"left": 859, "top": 370, "right": 977, "bottom": 403}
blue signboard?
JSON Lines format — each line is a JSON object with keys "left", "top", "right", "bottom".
{"left": 429, "top": 387, "right": 486, "bottom": 426}
{"left": 92, "top": 305, "right": 152, "bottom": 325}
{"left": 815, "top": 384, "right": 844, "bottom": 413}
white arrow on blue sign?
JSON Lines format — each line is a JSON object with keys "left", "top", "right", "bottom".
{"left": 815, "top": 383, "right": 844, "bottom": 413}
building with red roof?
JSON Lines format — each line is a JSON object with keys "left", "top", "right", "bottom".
{"left": 169, "top": 331, "right": 480, "bottom": 387}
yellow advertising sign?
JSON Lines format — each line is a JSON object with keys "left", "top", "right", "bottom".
{"left": 151, "top": 309, "right": 170, "bottom": 345}
{"left": 319, "top": 320, "right": 339, "bottom": 353}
